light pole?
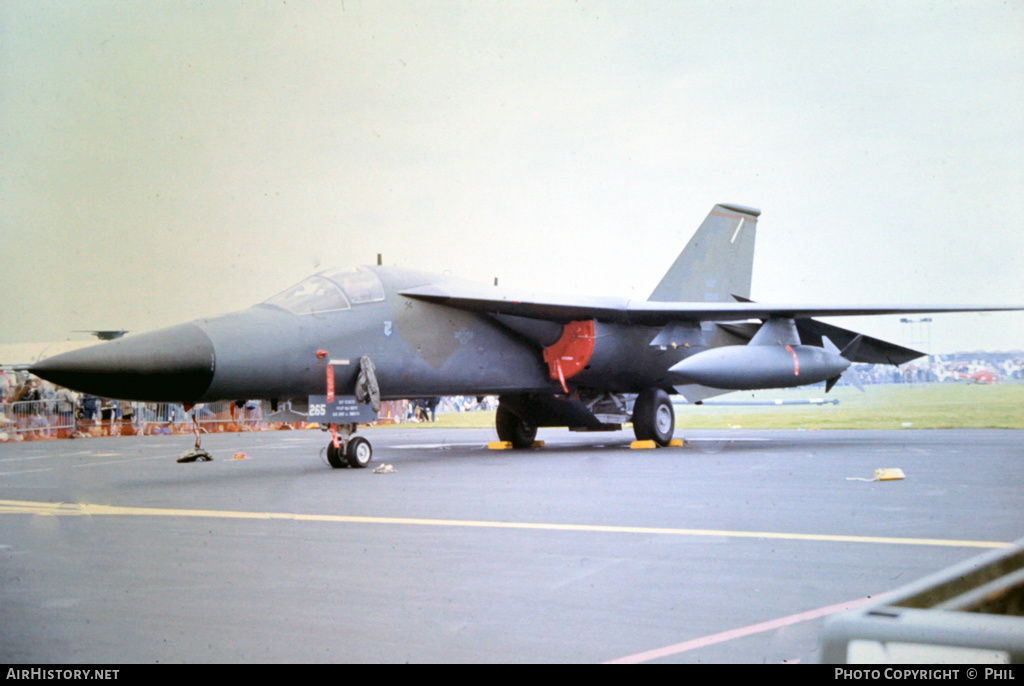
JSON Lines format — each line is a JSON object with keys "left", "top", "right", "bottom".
{"left": 899, "top": 317, "right": 932, "bottom": 354}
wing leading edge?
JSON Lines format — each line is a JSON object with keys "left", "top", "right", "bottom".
{"left": 399, "top": 282, "right": 1020, "bottom": 327}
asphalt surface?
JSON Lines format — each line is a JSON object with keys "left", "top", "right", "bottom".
{"left": 1, "top": 426, "right": 1022, "bottom": 663}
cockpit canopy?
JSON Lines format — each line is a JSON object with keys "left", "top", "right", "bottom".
{"left": 263, "top": 267, "right": 386, "bottom": 315}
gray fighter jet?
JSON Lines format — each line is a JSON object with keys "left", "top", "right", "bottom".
{"left": 29, "top": 203, "right": 1020, "bottom": 466}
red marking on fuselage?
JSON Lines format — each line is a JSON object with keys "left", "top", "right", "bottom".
{"left": 317, "top": 349, "right": 335, "bottom": 402}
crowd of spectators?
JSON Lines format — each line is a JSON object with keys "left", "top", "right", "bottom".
{"left": 849, "top": 353, "right": 1024, "bottom": 387}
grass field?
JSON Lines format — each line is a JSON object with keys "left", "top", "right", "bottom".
{"left": 675, "top": 382, "right": 1024, "bottom": 430}
{"left": 416, "top": 382, "right": 1024, "bottom": 431}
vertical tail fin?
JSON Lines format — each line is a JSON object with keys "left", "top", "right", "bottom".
{"left": 647, "top": 203, "right": 760, "bottom": 303}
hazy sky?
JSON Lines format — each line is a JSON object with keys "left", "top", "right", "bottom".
{"left": 2, "top": 1, "right": 1022, "bottom": 355}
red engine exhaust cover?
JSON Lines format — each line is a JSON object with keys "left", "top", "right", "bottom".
{"left": 543, "top": 320, "right": 596, "bottom": 392}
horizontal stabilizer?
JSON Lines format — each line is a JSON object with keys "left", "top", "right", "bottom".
{"left": 839, "top": 334, "right": 863, "bottom": 359}
{"left": 797, "top": 319, "right": 922, "bottom": 366}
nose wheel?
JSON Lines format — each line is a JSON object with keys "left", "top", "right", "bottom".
{"left": 345, "top": 436, "right": 372, "bottom": 468}
{"left": 325, "top": 424, "right": 373, "bottom": 469}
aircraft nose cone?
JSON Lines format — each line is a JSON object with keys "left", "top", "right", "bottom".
{"left": 29, "top": 323, "right": 215, "bottom": 402}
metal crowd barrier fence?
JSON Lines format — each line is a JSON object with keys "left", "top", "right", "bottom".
{"left": 2, "top": 400, "right": 76, "bottom": 440}
{"left": 128, "top": 400, "right": 281, "bottom": 436}
{"left": 0, "top": 399, "right": 295, "bottom": 441}
{"left": 1, "top": 398, "right": 456, "bottom": 442}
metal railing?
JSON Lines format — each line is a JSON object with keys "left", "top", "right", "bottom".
{"left": 0, "top": 399, "right": 289, "bottom": 441}
{"left": 0, "top": 398, "right": 482, "bottom": 442}
{"left": 2, "top": 400, "right": 76, "bottom": 439}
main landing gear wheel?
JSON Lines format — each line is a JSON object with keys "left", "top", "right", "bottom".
{"left": 495, "top": 405, "right": 538, "bottom": 449}
{"left": 632, "top": 388, "right": 675, "bottom": 447}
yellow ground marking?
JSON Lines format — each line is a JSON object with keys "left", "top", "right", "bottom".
{"left": 0, "top": 499, "right": 1009, "bottom": 549}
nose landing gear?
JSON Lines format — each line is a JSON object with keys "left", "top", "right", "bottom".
{"left": 317, "top": 351, "right": 378, "bottom": 469}
{"left": 324, "top": 423, "right": 373, "bottom": 469}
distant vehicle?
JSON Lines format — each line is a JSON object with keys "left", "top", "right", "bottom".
{"left": 936, "top": 362, "right": 1001, "bottom": 384}
{"left": 967, "top": 367, "right": 1000, "bottom": 384}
